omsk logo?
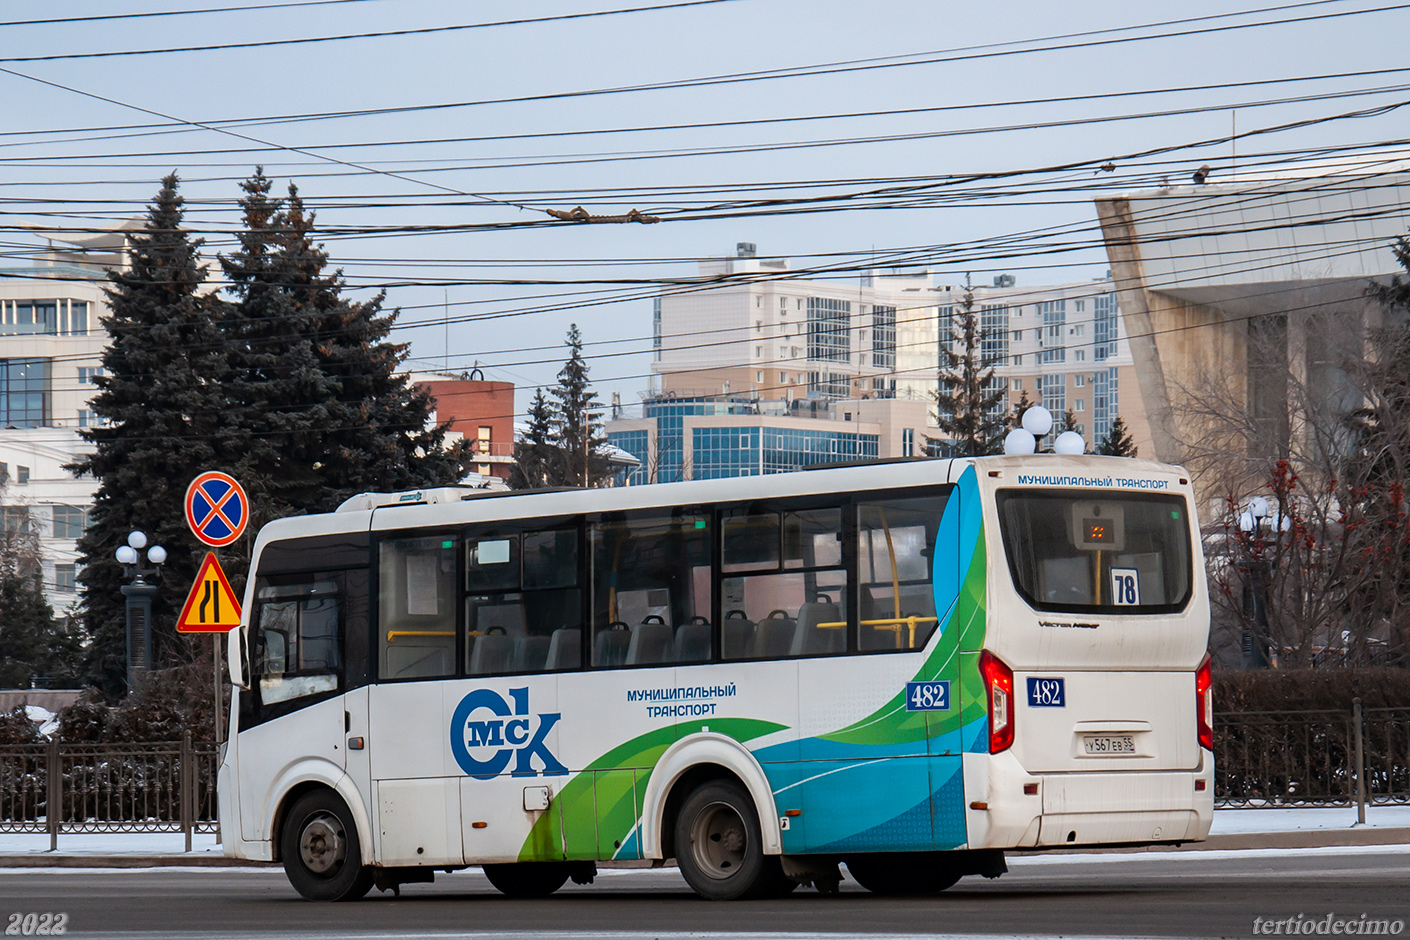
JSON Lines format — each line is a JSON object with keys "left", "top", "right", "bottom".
{"left": 450, "top": 687, "right": 567, "bottom": 780}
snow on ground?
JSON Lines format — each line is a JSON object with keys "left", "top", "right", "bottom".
{"left": 0, "top": 832, "right": 223, "bottom": 856}
{"left": 1210, "top": 804, "right": 1410, "bottom": 833}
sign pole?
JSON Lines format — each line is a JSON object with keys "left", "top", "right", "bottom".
{"left": 213, "top": 633, "right": 224, "bottom": 745}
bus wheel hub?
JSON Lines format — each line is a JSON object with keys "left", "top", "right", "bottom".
{"left": 299, "top": 814, "right": 345, "bottom": 874}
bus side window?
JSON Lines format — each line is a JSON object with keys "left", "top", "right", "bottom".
{"left": 720, "top": 504, "right": 847, "bottom": 661}
{"left": 379, "top": 536, "right": 457, "bottom": 681}
{"left": 591, "top": 510, "right": 711, "bottom": 668}
{"left": 252, "top": 579, "right": 341, "bottom": 706}
{"left": 856, "top": 497, "right": 944, "bottom": 651}
{"left": 464, "top": 526, "right": 583, "bottom": 675}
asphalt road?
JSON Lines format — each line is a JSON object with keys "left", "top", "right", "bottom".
{"left": 2, "top": 848, "right": 1407, "bottom": 939}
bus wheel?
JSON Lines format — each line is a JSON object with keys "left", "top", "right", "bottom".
{"left": 844, "top": 855, "right": 961, "bottom": 896}
{"left": 482, "top": 863, "right": 570, "bottom": 898}
{"left": 280, "top": 790, "right": 374, "bottom": 902}
{"left": 675, "top": 780, "right": 774, "bottom": 901}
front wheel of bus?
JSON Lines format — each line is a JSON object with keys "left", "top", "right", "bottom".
{"left": 675, "top": 780, "right": 778, "bottom": 901}
{"left": 280, "top": 790, "right": 374, "bottom": 902}
{"left": 844, "top": 855, "right": 961, "bottom": 896}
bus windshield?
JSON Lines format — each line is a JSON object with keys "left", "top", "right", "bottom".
{"left": 996, "top": 489, "right": 1192, "bottom": 614}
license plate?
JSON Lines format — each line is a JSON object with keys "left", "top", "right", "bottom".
{"left": 1083, "top": 734, "right": 1135, "bottom": 755}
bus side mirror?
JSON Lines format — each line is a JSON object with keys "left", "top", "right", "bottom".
{"left": 229, "top": 627, "right": 250, "bottom": 690}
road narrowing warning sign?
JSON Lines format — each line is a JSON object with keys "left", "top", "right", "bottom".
{"left": 177, "top": 553, "right": 242, "bottom": 633}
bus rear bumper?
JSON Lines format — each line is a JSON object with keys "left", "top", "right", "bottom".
{"left": 962, "top": 751, "right": 1214, "bottom": 850}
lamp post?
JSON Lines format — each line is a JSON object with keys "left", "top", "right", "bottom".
{"left": 1237, "top": 498, "right": 1276, "bottom": 669}
{"left": 117, "top": 530, "right": 167, "bottom": 693}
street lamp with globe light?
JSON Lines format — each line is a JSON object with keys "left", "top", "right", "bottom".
{"left": 1236, "top": 498, "right": 1278, "bottom": 669}
{"left": 117, "top": 530, "right": 167, "bottom": 693}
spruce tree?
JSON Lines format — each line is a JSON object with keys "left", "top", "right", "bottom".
{"left": 550, "top": 324, "right": 610, "bottom": 487}
{"left": 1096, "top": 415, "right": 1138, "bottom": 457}
{"left": 931, "top": 287, "right": 1006, "bottom": 457}
{"left": 1061, "top": 407, "right": 1080, "bottom": 434}
{"left": 220, "top": 171, "right": 463, "bottom": 521}
{"left": 509, "top": 388, "right": 566, "bottom": 490}
{"left": 69, "top": 174, "right": 232, "bottom": 694}
{"left": 1009, "top": 388, "right": 1033, "bottom": 428}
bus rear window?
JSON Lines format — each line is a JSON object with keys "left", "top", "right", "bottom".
{"left": 996, "top": 490, "right": 1192, "bottom": 614}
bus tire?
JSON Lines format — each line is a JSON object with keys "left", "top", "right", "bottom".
{"left": 844, "top": 854, "right": 961, "bottom": 896}
{"left": 482, "top": 862, "right": 570, "bottom": 898}
{"left": 280, "top": 789, "right": 374, "bottom": 902}
{"left": 674, "top": 779, "right": 775, "bottom": 901}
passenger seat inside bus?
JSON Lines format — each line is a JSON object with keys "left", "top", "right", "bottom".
{"left": 594, "top": 623, "right": 632, "bottom": 667}
{"left": 751, "top": 610, "right": 796, "bottom": 658}
{"left": 468, "top": 628, "right": 515, "bottom": 675}
{"left": 791, "top": 595, "right": 843, "bottom": 656}
{"left": 515, "top": 635, "right": 550, "bottom": 672}
{"left": 626, "top": 616, "right": 674, "bottom": 665}
{"left": 673, "top": 616, "right": 712, "bottom": 662}
{"left": 722, "top": 611, "right": 755, "bottom": 659}
{"left": 545, "top": 627, "right": 581, "bottom": 670}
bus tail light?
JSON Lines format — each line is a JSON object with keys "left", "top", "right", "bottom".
{"left": 1196, "top": 653, "right": 1213, "bottom": 752}
{"left": 979, "top": 651, "right": 1015, "bottom": 753}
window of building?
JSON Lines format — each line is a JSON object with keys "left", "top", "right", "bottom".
{"left": 69, "top": 302, "right": 88, "bottom": 334}
{"left": 1075, "top": 300, "right": 1086, "bottom": 312}
{"left": 1011, "top": 379, "right": 1022, "bottom": 391}
{"left": 980, "top": 304, "right": 1009, "bottom": 366}
{"left": 78, "top": 410, "right": 92, "bottom": 428}
{"left": 0, "top": 506, "right": 30, "bottom": 533}
{"left": 1012, "top": 330, "right": 1023, "bottom": 342}
{"left": 1076, "top": 350, "right": 1086, "bottom": 362}
{"left": 780, "top": 297, "right": 787, "bottom": 309}
{"left": 779, "top": 372, "right": 789, "bottom": 383}
{"left": 0, "top": 462, "right": 6, "bottom": 482}
{"left": 78, "top": 366, "right": 104, "bottom": 385}
{"left": 756, "top": 297, "right": 763, "bottom": 309}
{"left": 379, "top": 535, "right": 458, "bottom": 680}
{"left": 756, "top": 371, "right": 765, "bottom": 383}
{"left": 755, "top": 346, "right": 763, "bottom": 358}
{"left": 52, "top": 505, "right": 85, "bottom": 538}
{"left": 1076, "top": 399, "right": 1086, "bottom": 412}
{"left": 0, "top": 359, "right": 51, "bottom": 428}
{"left": 1011, "top": 355, "right": 1022, "bottom": 367}
{"left": 16, "top": 466, "right": 29, "bottom": 485}
{"left": 871, "top": 304, "right": 896, "bottom": 370}
{"left": 1072, "top": 324, "right": 1085, "bottom": 337}
{"left": 1075, "top": 374, "right": 1086, "bottom": 388}
{"left": 55, "top": 563, "right": 77, "bottom": 593}
{"left": 755, "top": 320, "right": 763, "bottom": 332}
{"left": 806, "top": 297, "right": 851, "bottom": 364}
{"left": 2, "top": 302, "right": 56, "bottom": 336}
{"left": 1094, "top": 293, "right": 1119, "bottom": 362}
{"left": 1039, "top": 300, "right": 1066, "bottom": 364}
{"left": 592, "top": 510, "right": 711, "bottom": 667}
{"left": 902, "top": 427, "right": 915, "bottom": 457}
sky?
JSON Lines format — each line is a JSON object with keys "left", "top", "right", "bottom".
{"left": 3, "top": 0, "right": 1408, "bottom": 418}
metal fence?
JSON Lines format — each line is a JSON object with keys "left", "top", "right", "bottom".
{"left": 1215, "top": 700, "right": 1410, "bottom": 812}
{"left": 0, "top": 733, "right": 218, "bottom": 850}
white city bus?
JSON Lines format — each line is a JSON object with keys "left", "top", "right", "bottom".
{"left": 217, "top": 455, "right": 1213, "bottom": 901}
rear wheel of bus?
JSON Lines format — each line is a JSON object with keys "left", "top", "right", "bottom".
{"left": 845, "top": 854, "right": 962, "bottom": 896}
{"left": 280, "top": 789, "right": 374, "bottom": 902}
{"left": 675, "top": 779, "right": 788, "bottom": 900}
